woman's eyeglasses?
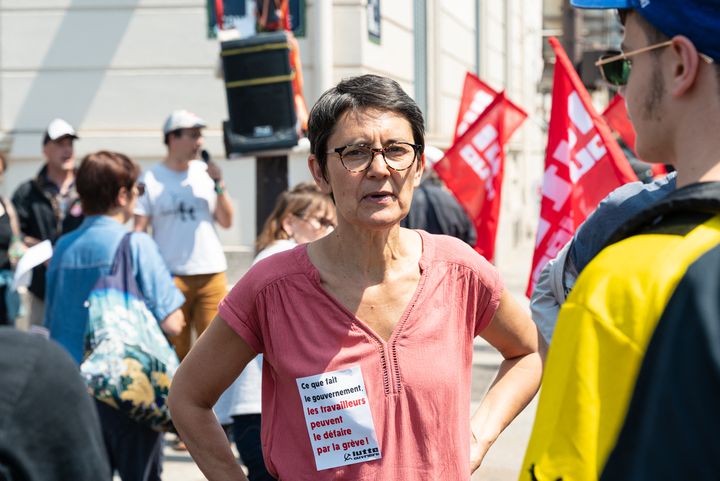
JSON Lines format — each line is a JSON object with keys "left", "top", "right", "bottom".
{"left": 328, "top": 142, "right": 423, "bottom": 173}
{"left": 295, "top": 214, "right": 335, "bottom": 231}
{"left": 596, "top": 40, "right": 714, "bottom": 87}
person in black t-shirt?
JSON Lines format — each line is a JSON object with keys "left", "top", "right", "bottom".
{"left": 400, "top": 146, "right": 476, "bottom": 246}
{"left": 0, "top": 327, "right": 110, "bottom": 480}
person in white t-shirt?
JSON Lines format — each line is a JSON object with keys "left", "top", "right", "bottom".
{"left": 134, "top": 110, "right": 233, "bottom": 363}
{"left": 214, "top": 181, "right": 335, "bottom": 481}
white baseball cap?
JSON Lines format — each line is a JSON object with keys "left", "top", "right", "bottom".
{"left": 44, "top": 118, "right": 78, "bottom": 144}
{"left": 163, "top": 110, "right": 207, "bottom": 135}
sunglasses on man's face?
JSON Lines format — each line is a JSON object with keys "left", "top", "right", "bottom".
{"left": 595, "top": 40, "right": 673, "bottom": 87}
{"left": 596, "top": 40, "right": 715, "bottom": 87}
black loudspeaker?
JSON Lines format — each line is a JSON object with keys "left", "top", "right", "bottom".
{"left": 221, "top": 31, "right": 299, "bottom": 155}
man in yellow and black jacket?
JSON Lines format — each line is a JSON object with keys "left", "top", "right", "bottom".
{"left": 521, "top": 183, "right": 720, "bottom": 480}
{"left": 600, "top": 187, "right": 720, "bottom": 479}
{"left": 520, "top": 0, "right": 720, "bottom": 479}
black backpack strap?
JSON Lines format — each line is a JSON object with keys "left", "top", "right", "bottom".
{"left": 603, "top": 181, "right": 720, "bottom": 248}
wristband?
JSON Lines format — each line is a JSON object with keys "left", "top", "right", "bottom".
{"left": 214, "top": 183, "right": 226, "bottom": 195}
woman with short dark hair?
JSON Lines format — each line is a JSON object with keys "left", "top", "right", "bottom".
{"left": 169, "top": 75, "right": 543, "bottom": 480}
{"left": 45, "top": 150, "right": 185, "bottom": 481}
{"left": 75, "top": 150, "right": 139, "bottom": 215}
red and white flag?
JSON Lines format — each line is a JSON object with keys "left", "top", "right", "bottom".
{"left": 526, "top": 37, "right": 637, "bottom": 297}
{"left": 603, "top": 94, "right": 667, "bottom": 177}
{"left": 454, "top": 73, "right": 500, "bottom": 142}
{"left": 602, "top": 94, "right": 636, "bottom": 151}
{"left": 434, "top": 91, "right": 527, "bottom": 262}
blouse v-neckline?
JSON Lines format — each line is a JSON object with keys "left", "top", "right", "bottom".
{"left": 297, "top": 230, "right": 433, "bottom": 345}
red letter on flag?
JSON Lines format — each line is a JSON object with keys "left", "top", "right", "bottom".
{"left": 526, "top": 37, "right": 638, "bottom": 296}
{"left": 434, "top": 92, "right": 527, "bottom": 262}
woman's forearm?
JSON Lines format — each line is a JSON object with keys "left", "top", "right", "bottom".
{"left": 470, "top": 352, "right": 543, "bottom": 458}
{"left": 168, "top": 317, "right": 259, "bottom": 481}
{"left": 172, "top": 403, "right": 249, "bottom": 481}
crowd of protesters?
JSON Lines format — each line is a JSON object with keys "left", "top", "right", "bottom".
{"left": 0, "top": 110, "right": 235, "bottom": 480}
{"left": 1, "top": 0, "right": 719, "bottom": 479}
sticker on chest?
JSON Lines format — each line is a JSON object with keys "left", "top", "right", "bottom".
{"left": 296, "top": 365, "right": 382, "bottom": 470}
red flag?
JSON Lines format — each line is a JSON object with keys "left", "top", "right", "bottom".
{"left": 603, "top": 94, "right": 668, "bottom": 177}
{"left": 454, "top": 73, "right": 500, "bottom": 142}
{"left": 214, "top": 0, "right": 225, "bottom": 29}
{"left": 602, "top": 94, "right": 636, "bottom": 150}
{"left": 435, "top": 92, "right": 528, "bottom": 262}
{"left": 526, "top": 37, "right": 638, "bottom": 297}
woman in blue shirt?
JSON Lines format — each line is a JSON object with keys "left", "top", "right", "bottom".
{"left": 45, "top": 150, "right": 185, "bottom": 481}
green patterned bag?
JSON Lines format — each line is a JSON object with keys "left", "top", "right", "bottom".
{"left": 80, "top": 233, "right": 179, "bottom": 432}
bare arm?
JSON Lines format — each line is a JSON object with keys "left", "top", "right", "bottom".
{"left": 168, "top": 316, "right": 255, "bottom": 481}
{"left": 21, "top": 236, "right": 41, "bottom": 247}
{"left": 4, "top": 199, "right": 22, "bottom": 240}
{"left": 133, "top": 214, "right": 150, "bottom": 233}
{"left": 469, "top": 289, "right": 545, "bottom": 474}
{"left": 207, "top": 162, "right": 233, "bottom": 229}
{"left": 213, "top": 185, "right": 233, "bottom": 229}
{"left": 159, "top": 308, "right": 185, "bottom": 336}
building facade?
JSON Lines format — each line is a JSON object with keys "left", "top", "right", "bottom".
{"left": 0, "top": 0, "right": 545, "bottom": 286}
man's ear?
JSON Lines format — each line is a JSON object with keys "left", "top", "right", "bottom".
{"left": 308, "top": 155, "right": 332, "bottom": 195}
{"left": 669, "top": 35, "right": 702, "bottom": 97}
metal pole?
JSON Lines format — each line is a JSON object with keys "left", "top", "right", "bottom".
{"left": 562, "top": 0, "right": 582, "bottom": 64}
{"left": 314, "top": 0, "right": 333, "bottom": 99}
{"left": 255, "top": 155, "right": 288, "bottom": 236}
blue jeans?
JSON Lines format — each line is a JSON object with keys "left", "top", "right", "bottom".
{"left": 95, "top": 400, "right": 163, "bottom": 481}
{"left": 232, "top": 414, "right": 276, "bottom": 481}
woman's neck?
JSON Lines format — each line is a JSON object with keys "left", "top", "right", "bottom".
{"left": 104, "top": 209, "right": 129, "bottom": 225}
{"left": 311, "top": 225, "right": 421, "bottom": 283}
{"left": 163, "top": 155, "right": 190, "bottom": 172}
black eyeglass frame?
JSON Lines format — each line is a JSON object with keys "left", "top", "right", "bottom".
{"left": 327, "top": 142, "right": 424, "bottom": 173}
